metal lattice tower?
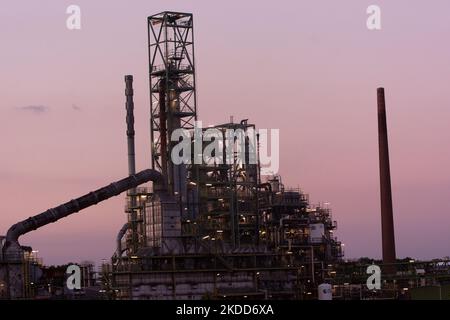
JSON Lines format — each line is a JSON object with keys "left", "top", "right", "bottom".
{"left": 148, "top": 12, "right": 198, "bottom": 194}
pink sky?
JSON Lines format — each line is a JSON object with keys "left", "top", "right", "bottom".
{"left": 1, "top": 0, "right": 450, "bottom": 265}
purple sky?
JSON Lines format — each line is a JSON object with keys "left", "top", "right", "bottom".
{"left": 1, "top": 0, "right": 450, "bottom": 265}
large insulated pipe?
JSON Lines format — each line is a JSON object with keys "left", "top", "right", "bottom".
{"left": 377, "top": 88, "right": 397, "bottom": 270}
{"left": 5, "top": 169, "right": 163, "bottom": 252}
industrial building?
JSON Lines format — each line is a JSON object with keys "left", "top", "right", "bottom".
{"left": 3, "top": 11, "right": 447, "bottom": 301}
{"left": 109, "top": 12, "right": 343, "bottom": 300}
{"left": 0, "top": 11, "right": 343, "bottom": 300}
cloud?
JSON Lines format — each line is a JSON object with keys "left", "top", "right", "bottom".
{"left": 16, "top": 105, "right": 50, "bottom": 114}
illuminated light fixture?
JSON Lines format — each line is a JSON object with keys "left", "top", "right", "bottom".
{"left": 206, "top": 183, "right": 212, "bottom": 187}
{"left": 189, "top": 181, "right": 197, "bottom": 186}
{"left": 131, "top": 256, "right": 139, "bottom": 259}
{"left": 202, "top": 235, "right": 210, "bottom": 240}
{"left": 217, "top": 230, "right": 223, "bottom": 233}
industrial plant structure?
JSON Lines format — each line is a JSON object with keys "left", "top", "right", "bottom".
{"left": 109, "top": 11, "right": 343, "bottom": 300}
{"left": 0, "top": 11, "right": 343, "bottom": 300}
{"left": 5, "top": 11, "right": 447, "bottom": 301}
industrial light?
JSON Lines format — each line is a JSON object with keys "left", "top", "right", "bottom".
{"left": 131, "top": 256, "right": 139, "bottom": 259}
{"left": 206, "top": 183, "right": 212, "bottom": 187}
{"left": 202, "top": 235, "right": 210, "bottom": 240}
{"left": 189, "top": 181, "right": 197, "bottom": 186}
{"left": 217, "top": 230, "right": 223, "bottom": 233}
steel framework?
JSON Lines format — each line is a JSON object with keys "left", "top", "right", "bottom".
{"left": 148, "top": 12, "right": 198, "bottom": 194}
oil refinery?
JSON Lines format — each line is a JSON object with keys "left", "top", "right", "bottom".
{"left": 1, "top": 11, "right": 450, "bottom": 301}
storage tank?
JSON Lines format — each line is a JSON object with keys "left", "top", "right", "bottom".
{"left": 318, "top": 283, "right": 332, "bottom": 300}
